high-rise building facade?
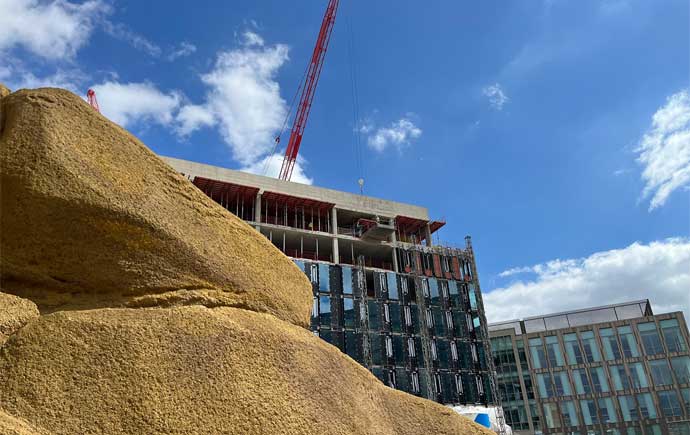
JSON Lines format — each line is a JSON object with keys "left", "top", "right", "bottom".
{"left": 163, "top": 157, "right": 499, "bottom": 408}
{"left": 489, "top": 300, "right": 690, "bottom": 435}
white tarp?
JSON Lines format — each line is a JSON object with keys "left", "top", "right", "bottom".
{"left": 449, "top": 405, "right": 513, "bottom": 435}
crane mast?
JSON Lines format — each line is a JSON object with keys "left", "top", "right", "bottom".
{"left": 278, "top": 0, "right": 339, "bottom": 181}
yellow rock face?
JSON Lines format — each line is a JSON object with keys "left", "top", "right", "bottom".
{"left": 0, "top": 86, "right": 311, "bottom": 327}
{"left": 0, "top": 307, "right": 490, "bottom": 435}
{"left": 0, "top": 292, "right": 39, "bottom": 345}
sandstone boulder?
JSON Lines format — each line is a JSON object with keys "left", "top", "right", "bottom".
{"left": 0, "top": 86, "right": 311, "bottom": 327}
{"left": 0, "top": 292, "right": 39, "bottom": 345}
{"left": 0, "top": 306, "right": 489, "bottom": 435}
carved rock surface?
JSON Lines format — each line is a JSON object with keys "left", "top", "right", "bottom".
{"left": 0, "top": 86, "right": 311, "bottom": 327}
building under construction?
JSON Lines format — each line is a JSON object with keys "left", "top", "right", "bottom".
{"left": 163, "top": 156, "right": 498, "bottom": 407}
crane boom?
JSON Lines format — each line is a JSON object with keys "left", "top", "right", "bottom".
{"left": 278, "top": 0, "right": 339, "bottom": 181}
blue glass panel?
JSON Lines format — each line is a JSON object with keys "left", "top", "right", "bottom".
{"left": 387, "top": 272, "right": 399, "bottom": 300}
{"left": 342, "top": 266, "right": 353, "bottom": 295}
{"left": 318, "top": 263, "right": 330, "bottom": 292}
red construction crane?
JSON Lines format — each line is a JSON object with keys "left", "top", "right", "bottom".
{"left": 86, "top": 89, "right": 100, "bottom": 113}
{"left": 278, "top": 0, "right": 339, "bottom": 181}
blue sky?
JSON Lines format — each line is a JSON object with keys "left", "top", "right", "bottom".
{"left": 2, "top": 0, "right": 688, "bottom": 322}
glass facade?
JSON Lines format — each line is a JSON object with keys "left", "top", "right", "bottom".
{"left": 490, "top": 306, "right": 690, "bottom": 435}
{"left": 302, "top": 260, "right": 492, "bottom": 406}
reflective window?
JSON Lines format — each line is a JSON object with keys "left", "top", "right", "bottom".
{"left": 537, "top": 373, "right": 554, "bottom": 398}
{"left": 618, "top": 395, "right": 638, "bottom": 422}
{"left": 580, "top": 399, "right": 599, "bottom": 425}
{"left": 343, "top": 297, "right": 355, "bottom": 328}
{"left": 561, "top": 400, "right": 579, "bottom": 427}
{"left": 553, "top": 371, "right": 572, "bottom": 396}
{"left": 319, "top": 296, "right": 331, "bottom": 324}
{"left": 681, "top": 388, "right": 690, "bottom": 413}
{"left": 629, "top": 362, "right": 649, "bottom": 389}
{"left": 572, "top": 368, "right": 591, "bottom": 394}
{"left": 600, "top": 327, "right": 622, "bottom": 360}
{"left": 638, "top": 322, "right": 664, "bottom": 355}
{"left": 564, "top": 333, "right": 584, "bottom": 365}
{"left": 618, "top": 325, "right": 640, "bottom": 358}
{"left": 318, "top": 264, "right": 330, "bottom": 292}
{"left": 649, "top": 359, "right": 674, "bottom": 386}
{"left": 671, "top": 356, "right": 690, "bottom": 384}
{"left": 599, "top": 397, "right": 617, "bottom": 424}
{"left": 637, "top": 393, "right": 657, "bottom": 419}
{"left": 658, "top": 390, "right": 682, "bottom": 417}
{"left": 590, "top": 366, "right": 609, "bottom": 393}
{"left": 644, "top": 424, "right": 662, "bottom": 435}
{"left": 545, "top": 336, "right": 565, "bottom": 367}
{"left": 610, "top": 364, "right": 631, "bottom": 391}
{"left": 311, "top": 297, "right": 318, "bottom": 319}
{"left": 580, "top": 330, "right": 601, "bottom": 362}
{"left": 542, "top": 403, "right": 561, "bottom": 429}
{"left": 529, "top": 338, "right": 547, "bottom": 369}
{"left": 342, "top": 267, "right": 353, "bottom": 295}
{"left": 387, "top": 272, "right": 399, "bottom": 300}
{"left": 661, "top": 319, "right": 687, "bottom": 353}
{"left": 468, "top": 286, "right": 478, "bottom": 310}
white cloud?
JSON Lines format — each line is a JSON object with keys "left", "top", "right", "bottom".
{"left": 90, "top": 81, "right": 181, "bottom": 128}
{"left": 484, "top": 238, "right": 690, "bottom": 324}
{"left": 636, "top": 89, "right": 690, "bottom": 210}
{"left": 0, "top": 0, "right": 107, "bottom": 60}
{"left": 240, "top": 153, "right": 313, "bottom": 185}
{"left": 178, "top": 37, "right": 289, "bottom": 166}
{"left": 101, "top": 19, "right": 161, "bottom": 57}
{"left": 176, "top": 104, "right": 215, "bottom": 136}
{"left": 482, "top": 83, "right": 509, "bottom": 110}
{"left": 364, "top": 118, "right": 422, "bottom": 152}
{"left": 241, "top": 30, "right": 264, "bottom": 47}
{"left": 167, "top": 41, "right": 196, "bottom": 61}
{"left": 1, "top": 65, "right": 83, "bottom": 92}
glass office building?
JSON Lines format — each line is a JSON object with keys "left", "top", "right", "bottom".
{"left": 489, "top": 301, "right": 690, "bottom": 435}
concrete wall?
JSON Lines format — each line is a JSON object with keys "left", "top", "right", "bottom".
{"left": 161, "top": 156, "right": 430, "bottom": 220}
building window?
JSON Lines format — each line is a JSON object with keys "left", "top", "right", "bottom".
{"left": 378, "top": 273, "right": 387, "bottom": 293}
{"left": 440, "top": 280, "right": 449, "bottom": 300}
{"left": 387, "top": 370, "right": 396, "bottom": 388}
{"left": 425, "top": 308, "right": 433, "bottom": 328}
{"left": 434, "top": 373, "right": 442, "bottom": 394}
{"left": 312, "top": 297, "right": 318, "bottom": 318}
{"left": 637, "top": 393, "right": 657, "bottom": 419}
{"left": 421, "top": 279, "right": 430, "bottom": 298}
{"left": 542, "top": 403, "right": 561, "bottom": 429}
{"left": 407, "top": 337, "right": 416, "bottom": 358}
{"left": 553, "top": 371, "right": 572, "bottom": 396}
{"left": 618, "top": 395, "right": 638, "bottom": 422}
{"left": 529, "top": 338, "right": 547, "bottom": 369}
{"left": 411, "top": 372, "right": 420, "bottom": 393}
{"left": 661, "top": 319, "right": 687, "bottom": 353}
{"left": 400, "top": 277, "right": 408, "bottom": 295}
{"left": 536, "top": 373, "right": 555, "bottom": 398}
{"left": 455, "top": 374, "right": 463, "bottom": 395}
{"left": 572, "top": 368, "right": 591, "bottom": 394}
{"left": 599, "top": 397, "right": 618, "bottom": 424}
{"left": 617, "top": 325, "right": 640, "bottom": 358}
{"left": 383, "top": 304, "right": 390, "bottom": 324}
{"left": 471, "top": 343, "right": 479, "bottom": 363}
{"left": 475, "top": 375, "right": 484, "bottom": 396}
{"left": 580, "top": 330, "right": 602, "bottom": 362}
{"left": 545, "top": 335, "right": 565, "bottom": 367}
{"left": 466, "top": 313, "right": 474, "bottom": 332}
{"left": 590, "top": 366, "right": 609, "bottom": 393}
{"left": 680, "top": 388, "right": 690, "bottom": 413}
{"left": 562, "top": 401, "right": 579, "bottom": 427}
{"left": 649, "top": 359, "right": 674, "bottom": 386}
{"left": 609, "top": 364, "right": 631, "bottom": 391}
{"left": 600, "top": 327, "right": 622, "bottom": 360}
{"left": 404, "top": 306, "right": 412, "bottom": 326}
{"left": 431, "top": 340, "right": 438, "bottom": 360}
{"left": 385, "top": 336, "right": 393, "bottom": 358}
{"left": 657, "top": 390, "right": 682, "bottom": 417}
{"left": 671, "top": 356, "right": 690, "bottom": 384}
{"left": 450, "top": 341, "right": 458, "bottom": 361}
{"left": 580, "top": 399, "right": 599, "bottom": 425}
{"left": 629, "top": 362, "right": 649, "bottom": 388}
{"left": 638, "top": 322, "right": 664, "bottom": 355}
{"left": 563, "top": 333, "right": 584, "bottom": 364}
{"left": 445, "top": 311, "right": 453, "bottom": 330}
{"left": 309, "top": 263, "right": 319, "bottom": 283}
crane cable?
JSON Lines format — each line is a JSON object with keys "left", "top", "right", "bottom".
{"left": 346, "top": 4, "right": 365, "bottom": 193}
{"left": 262, "top": 62, "right": 310, "bottom": 177}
